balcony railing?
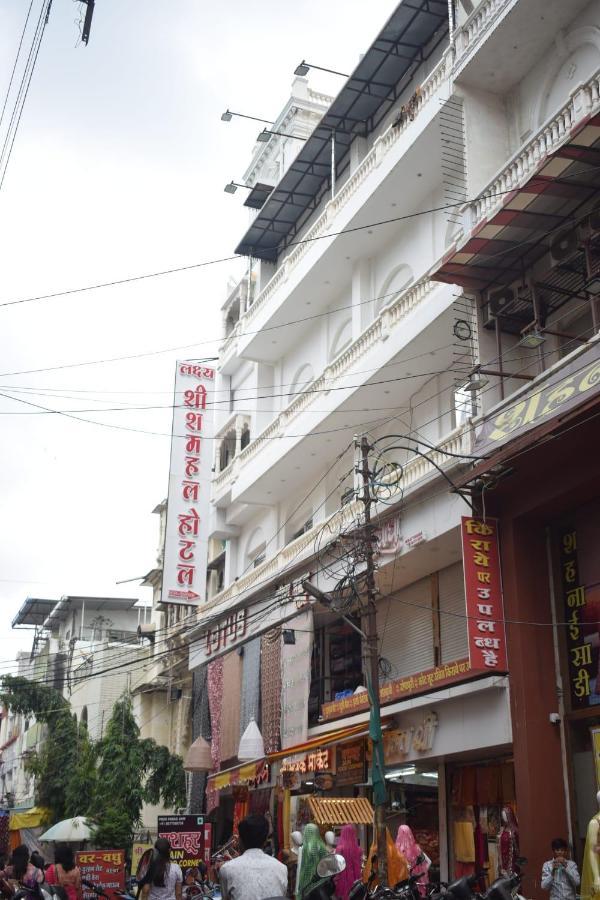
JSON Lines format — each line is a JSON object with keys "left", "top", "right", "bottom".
{"left": 205, "top": 423, "right": 471, "bottom": 617}
{"left": 213, "top": 276, "right": 438, "bottom": 497}
{"left": 218, "top": 53, "right": 451, "bottom": 362}
{"left": 457, "top": 69, "right": 600, "bottom": 242}
{"left": 453, "top": 0, "right": 513, "bottom": 65}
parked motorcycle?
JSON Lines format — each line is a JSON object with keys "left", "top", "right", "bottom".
{"left": 349, "top": 852, "right": 428, "bottom": 900}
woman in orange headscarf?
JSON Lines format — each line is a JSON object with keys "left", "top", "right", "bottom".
{"left": 362, "top": 829, "right": 409, "bottom": 889}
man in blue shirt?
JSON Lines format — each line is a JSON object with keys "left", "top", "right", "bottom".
{"left": 541, "top": 838, "right": 580, "bottom": 900}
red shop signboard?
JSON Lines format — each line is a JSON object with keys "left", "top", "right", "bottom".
{"left": 76, "top": 850, "right": 125, "bottom": 900}
{"left": 461, "top": 516, "right": 508, "bottom": 672}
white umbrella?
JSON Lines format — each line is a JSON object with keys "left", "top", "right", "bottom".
{"left": 40, "top": 816, "right": 93, "bottom": 842}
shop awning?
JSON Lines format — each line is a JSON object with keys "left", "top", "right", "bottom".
{"left": 267, "top": 722, "right": 378, "bottom": 763}
{"left": 208, "top": 759, "right": 268, "bottom": 793}
{"left": 432, "top": 116, "right": 600, "bottom": 308}
{"left": 9, "top": 807, "right": 51, "bottom": 830}
{"left": 308, "top": 796, "right": 374, "bottom": 826}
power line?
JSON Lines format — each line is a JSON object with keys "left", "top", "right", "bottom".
{"left": 0, "top": 0, "right": 36, "bottom": 132}
{"left": 0, "top": 0, "right": 51, "bottom": 195}
{"left": 0, "top": 280, "right": 448, "bottom": 377}
{"left": 0, "top": 163, "right": 595, "bottom": 311}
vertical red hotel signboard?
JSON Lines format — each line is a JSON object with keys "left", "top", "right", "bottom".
{"left": 162, "top": 361, "right": 215, "bottom": 606}
{"left": 461, "top": 516, "right": 508, "bottom": 672}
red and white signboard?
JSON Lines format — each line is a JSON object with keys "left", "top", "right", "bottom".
{"left": 162, "top": 361, "right": 215, "bottom": 606}
{"left": 461, "top": 516, "right": 508, "bottom": 672}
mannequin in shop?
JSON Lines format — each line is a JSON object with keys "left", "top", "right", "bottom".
{"left": 292, "top": 831, "right": 304, "bottom": 899}
{"left": 498, "top": 807, "right": 519, "bottom": 877}
{"left": 581, "top": 791, "right": 600, "bottom": 900}
{"left": 325, "top": 833, "right": 336, "bottom": 854}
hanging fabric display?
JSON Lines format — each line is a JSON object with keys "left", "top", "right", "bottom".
{"left": 280, "top": 609, "right": 313, "bottom": 749}
{"left": 240, "top": 637, "right": 261, "bottom": 737}
{"left": 261, "top": 628, "right": 282, "bottom": 753}
{"left": 207, "top": 657, "right": 224, "bottom": 771}
{"left": 190, "top": 667, "right": 209, "bottom": 814}
{"left": 220, "top": 651, "right": 243, "bottom": 762}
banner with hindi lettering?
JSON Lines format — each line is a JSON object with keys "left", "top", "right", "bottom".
{"left": 76, "top": 850, "right": 125, "bottom": 900}
{"left": 461, "top": 516, "right": 508, "bottom": 672}
{"left": 157, "top": 815, "right": 212, "bottom": 868}
{"left": 162, "top": 361, "right": 215, "bottom": 606}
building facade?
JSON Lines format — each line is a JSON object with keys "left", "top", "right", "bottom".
{"left": 176, "top": 0, "right": 600, "bottom": 894}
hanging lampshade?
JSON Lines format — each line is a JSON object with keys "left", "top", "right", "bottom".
{"left": 183, "top": 736, "right": 213, "bottom": 772}
{"left": 238, "top": 718, "right": 265, "bottom": 761}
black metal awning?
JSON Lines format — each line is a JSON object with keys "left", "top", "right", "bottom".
{"left": 244, "top": 182, "right": 275, "bottom": 210}
{"left": 235, "top": 0, "right": 449, "bottom": 262}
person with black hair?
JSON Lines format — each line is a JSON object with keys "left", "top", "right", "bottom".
{"left": 45, "top": 845, "right": 82, "bottom": 900}
{"left": 140, "top": 839, "right": 182, "bottom": 900}
{"left": 219, "top": 815, "right": 287, "bottom": 900}
{"left": 1, "top": 845, "right": 44, "bottom": 894}
{"left": 541, "top": 838, "right": 580, "bottom": 900}
{"left": 30, "top": 853, "right": 46, "bottom": 875}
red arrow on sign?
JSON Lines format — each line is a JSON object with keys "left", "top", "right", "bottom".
{"left": 168, "top": 589, "right": 200, "bottom": 601}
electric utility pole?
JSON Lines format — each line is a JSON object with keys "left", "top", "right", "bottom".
{"left": 357, "top": 435, "right": 387, "bottom": 887}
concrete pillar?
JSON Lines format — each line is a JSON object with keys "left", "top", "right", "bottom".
{"left": 352, "top": 258, "right": 372, "bottom": 338}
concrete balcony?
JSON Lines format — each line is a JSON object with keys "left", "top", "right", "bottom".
{"left": 203, "top": 421, "right": 472, "bottom": 620}
{"left": 212, "top": 276, "right": 458, "bottom": 512}
{"left": 449, "top": 68, "right": 600, "bottom": 248}
{"left": 453, "top": 0, "right": 592, "bottom": 92}
{"left": 220, "top": 51, "right": 452, "bottom": 366}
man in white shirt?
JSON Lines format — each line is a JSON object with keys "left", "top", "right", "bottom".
{"left": 219, "top": 815, "right": 288, "bottom": 900}
{"left": 541, "top": 838, "right": 580, "bottom": 900}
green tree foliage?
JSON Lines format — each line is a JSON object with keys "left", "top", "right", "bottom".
{"left": 0, "top": 678, "right": 187, "bottom": 849}
{"left": 0, "top": 676, "right": 95, "bottom": 822}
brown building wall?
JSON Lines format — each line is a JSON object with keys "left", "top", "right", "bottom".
{"left": 485, "top": 409, "right": 600, "bottom": 898}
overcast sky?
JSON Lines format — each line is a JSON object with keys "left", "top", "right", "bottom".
{"left": 0, "top": 0, "right": 398, "bottom": 666}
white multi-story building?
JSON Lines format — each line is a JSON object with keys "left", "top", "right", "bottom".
{"left": 3, "top": 595, "right": 146, "bottom": 816}
{"left": 186, "top": 0, "right": 600, "bottom": 879}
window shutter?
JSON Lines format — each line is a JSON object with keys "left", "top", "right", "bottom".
{"left": 377, "top": 576, "right": 434, "bottom": 679}
{"left": 439, "top": 562, "right": 468, "bottom": 663}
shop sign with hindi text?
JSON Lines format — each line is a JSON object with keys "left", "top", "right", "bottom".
{"left": 461, "top": 516, "right": 508, "bottom": 672}
{"left": 559, "top": 526, "right": 596, "bottom": 709}
{"left": 158, "top": 815, "right": 212, "bottom": 867}
{"left": 321, "top": 659, "right": 473, "bottom": 721}
{"left": 162, "top": 362, "right": 215, "bottom": 606}
{"left": 76, "top": 851, "right": 125, "bottom": 900}
{"left": 473, "top": 341, "right": 600, "bottom": 456}
{"left": 335, "top": 739, "right": 365, "bottom": 787}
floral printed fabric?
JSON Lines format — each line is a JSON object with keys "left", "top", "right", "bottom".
{"left": 261, "top": 628, "right": 281, "bottom": 753}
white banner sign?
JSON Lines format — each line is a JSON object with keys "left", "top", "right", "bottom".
{"left": 162, "top": 361, "right": 215, "bottom": 606}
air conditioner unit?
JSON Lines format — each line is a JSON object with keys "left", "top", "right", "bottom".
{"left": 483, "top": 285, "right": 515, "bottom": 324}
{"left": 550, "top": 227, "right": 578, "bottom": 267}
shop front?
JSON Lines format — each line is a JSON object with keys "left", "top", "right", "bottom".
{"left": 304, "top": 669, "right": 513, "bottom": 884}
{"left": 452, "top": 345, "right": 600, "bottom": 891}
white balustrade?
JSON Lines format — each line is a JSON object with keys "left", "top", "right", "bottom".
{"left": 240, "top": 53, "right": 450, "bottom": 331}
{"left": 205, "top": 423, "right": 472, "bottom": 616}
{"left": 450, "top": 69, "right": 600, "bottom": 245}
{"left": 212, "top": 275, "right": 439, "bottom": 499}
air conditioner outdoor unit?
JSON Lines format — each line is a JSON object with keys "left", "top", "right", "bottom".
{"left": 549, "top": 227, "right": 578, "bottom": 267}
{"left": 482, "top": 285, "right": 515, "bottom": 325}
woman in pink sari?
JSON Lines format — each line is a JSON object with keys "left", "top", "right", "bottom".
{"left": 334, "top": 824, "right": 363, "bottom": 900}
{"left": 395, "top": 825, "right": 430, "bottom": 897}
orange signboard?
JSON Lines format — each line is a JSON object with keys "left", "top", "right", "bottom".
{"left": 321, "top": 659, "right": 473, "bottom": 721}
